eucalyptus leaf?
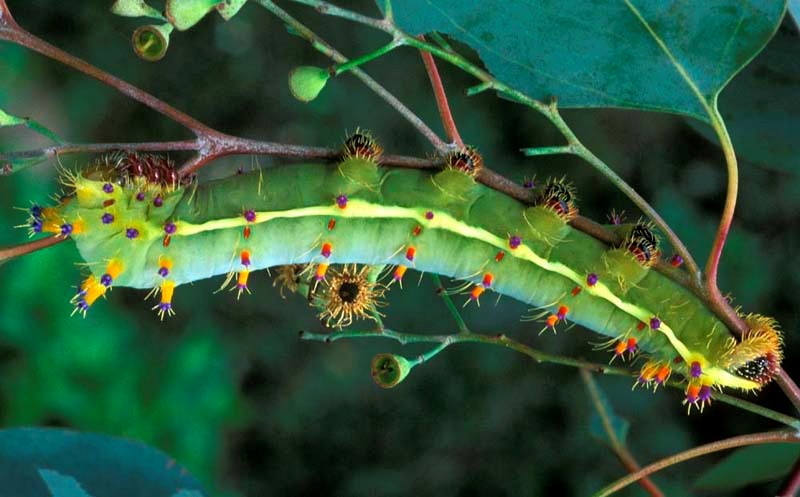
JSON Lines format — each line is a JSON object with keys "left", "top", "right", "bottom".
{"left": 383, "top": 0, "right": 786, "bottom": 122}
{"left": 0, "top": 428, "right": 207, "bottom": 497}
{"left": 694, "top": 443, "right": 800, "bottom": 491}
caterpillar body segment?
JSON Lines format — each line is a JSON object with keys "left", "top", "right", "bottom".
{"left": 34, "top": 151, "right": 782, "bottom": 405}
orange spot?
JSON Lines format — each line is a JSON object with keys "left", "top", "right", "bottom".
{"left": 315, "top": 263, "right": 329, "bottom": 280}
{"left": 470, "top": 285, "right": 485, "bottom": 300}
{"left": 158, "top": 256, "right": 173, "bottom": 271}
{"left": 614, "top": 341, "right": 627, "bottom": 356}
{"left": 321, "top": 242, "right": 332, "bottom": 258}
{"left": 546, "top": 315, "right": 559, "bottom": 328}
{"left": 71, "top": 220, "right": 86, "bottom": 234}
{"left": 571, "top": 286, "right": 582, "bottom": 296}
{"left": 160, "top": 281, "right": 175, "bottom": 304}
{"left": 482, "top": 273, "right": 493, "bottom": 288}
{"left": 656, "top": 366, "right": 671, "bottom": 384}
{"left": 105, "top": 259, "right": 124, "bottom": 279}
{"left": 102, "top": 199, "right": 115, "bottom": 207}
{"left": 686, "top": 383, "right": 701, "bottom": 399}
{"left": 327, "top": 218, "right": 336, "bottom": 231}
{"left": 81, "top": 276, "right": 106, "bottom": 306}
{"left": 241, "top": 250, "right": 251, "bottom": 267}
{"left": 243, "top": 225, "right": 251, "bottom": 239}
{"left": 393, "top": 265, "right": 407, "bottom": 281}
{"left": 405, "top": 246, "right": 416, "bottom": 262}
{"left": 412, "top": 225, "right": 422, "bottom": 236}
{"left": 163, "top": 234, "right": 171, "bottom": 247}
{"left": 495, "top": 251, "right": 505, "bottom": 262}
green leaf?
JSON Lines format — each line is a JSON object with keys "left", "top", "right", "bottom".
{"left": 0, "top": 107, "right": 26, "bottom": 127}
{"left": 586, "top": 381, "right": 629, "bottom": 447}
{"left": 383, "top": 0, "right": 786, "bottom": 121}
{"left": 695, "top": 443, "right": 800, "bottom": 491}
{"left": 0, "top": 427, "right": 207, "bottom": 497}
{"left": 688, "top": 23, "right": 800, "bottom": 172}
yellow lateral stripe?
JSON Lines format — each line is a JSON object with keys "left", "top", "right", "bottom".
{"left": 173, "top": 199, "right": 756, "bottom": 389}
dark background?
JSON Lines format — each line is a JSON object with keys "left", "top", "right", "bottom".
{"left": 1, "top": 1, "right": 798, "bottom": 496}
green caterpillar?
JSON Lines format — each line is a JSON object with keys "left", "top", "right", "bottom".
{"left": 27, "top": 135, "right": 782, "bottom": 409}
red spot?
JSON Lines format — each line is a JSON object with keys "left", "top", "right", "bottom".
{"left": 162, "top": 235, "right": 171, "bottom": 247}
{"left": 243, "top": 226, "right": 251, "bottom": 239}
{"left": 412, "top": 225, "right": 422, "bottom": 236}
{"left": 327, "top": 218, "right": 336, "bottom": 231}
{"left": 571, "top": 286, "right": 582, "bottom": 296}
{"left": 241, "top": 250, "right": 251, "bottom": 267}
{"left": 102, "top": 199, "right": 115, "bottom": 207}
{"left": 673, "top": 356, "right": 684, "bottom": 364}
{"left": 405, "top": 246, "right": 416, "bottom": 262}
{"left": 626, "top": 337, "right": 638, "bottom": 352}
{"left": 557, "top": 305, "right": 569, "bottom": 320}
{"left": 495, "top": 251, "right": 505, "bottom": 262}
{"left": 636, "top": 322, "right": 646, "bottom": 331}
{"left": 670, "top": 254, "right": 684, "bottom": 267}
{"left": 321, "top": 242, "right": 332, "bottom": 258}
{"left": 482, "top": 273, "right": 494, "bottom": 288}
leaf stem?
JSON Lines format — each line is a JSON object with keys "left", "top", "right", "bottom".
{"left": 581, "top": 370, "right": 664, "bottom": 497}
{"left": 0, "top": 235, "right": 65, "bottom": 264}
{"left": 593, "top": 430, "right": 800, "bottom": 497}
{"left": 417, "top": 35, "right": 463, "bottom": 147}
{"left": 333, "top": 39, "right": 402, "bottom": 76}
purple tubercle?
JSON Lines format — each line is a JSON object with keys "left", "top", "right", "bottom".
{"left": 164, "top": 222, "right": 177, "bottom": 234}
{"left": 690, "top": 361, "right": 702, "bottom": 378}
{"left": 425, "top": 211, "right": 434, "bottom": 220}
{"left": 136, "top": 192, "right": 145, "bottom": 201}
{"left": 153, "top": 195, "right": 164, "bottom": 207}
{"left": 102, "top": 183, "right": 114, "bottom": 194}
{"left": 509, "top": 235, "right": 522, "bottom": 249}
{"left": 101, "top": 213, "right": 114, "bottom": 224}
{"left": 244, "top": 209, "right": 256, "bottom": 222}
{"left": 336, "top": 194, "right": 348, "bottom": 209}
{"left": 698, "top": 385, "right": 712, "bottom": 402}
{"left": 60, "top": 223, "right": 73, "bottom": 236}
{"left": 126, "top": 228, "right": 139, "bottom": 239}
{"left": 100, "top": 273, "right": 113, "bottom": 287}
{"left": 649, "top": 317, "right": 661, "bottom": 330}
{"left": 158, "top": 266, "right": 169, "bottom": 277}
{"left": 586, "top": 273, "right": 598, "bottom": 286}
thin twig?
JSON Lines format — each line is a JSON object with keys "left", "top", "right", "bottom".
{"left": 298, "top": 327, "right": 800, "bottom": 429}
{"left": 593, "top": 430, "right": 800, "bottom": 497}
{"left": 581, "top": 370, "right": 664, "bottom": 497}
{"left": 255, "top": 0, "right": 448, "bottom": 153}
{"left": 0, "top": 235, "right": 65, "bottom": 264}
{"left": 430, "top": 274, "right": 470, "bottom": 334}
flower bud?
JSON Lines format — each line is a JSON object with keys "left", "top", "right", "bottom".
{"left": 166, "top": 0, "right": 221, "bottom": 31}
{"left": 132, "top": 23, "right": 173, "bottom": 62}
{"left": 370, "top": 353, "right": 412, "bottom": 389}
{"left": 288, "top": 66, "right": 330, "bottom": 103}
{"left": 111, "top": 0, "right": 165, "bottom": 20}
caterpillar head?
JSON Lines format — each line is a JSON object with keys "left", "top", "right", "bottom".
{"left": 343, "top": 130, "right": 383, "bottom": 162}
{"left": 725, "top": 314, "right": 783, "bottom": 387}
{"left": 444, "top": 146, "right": 483, "bottom": 178}
{"left": 535, "top": 178, "right": 577, "bottom": 221}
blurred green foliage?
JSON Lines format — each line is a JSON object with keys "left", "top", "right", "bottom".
{"left": 1, "top": 1, "right": 799, "bottom": 496}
